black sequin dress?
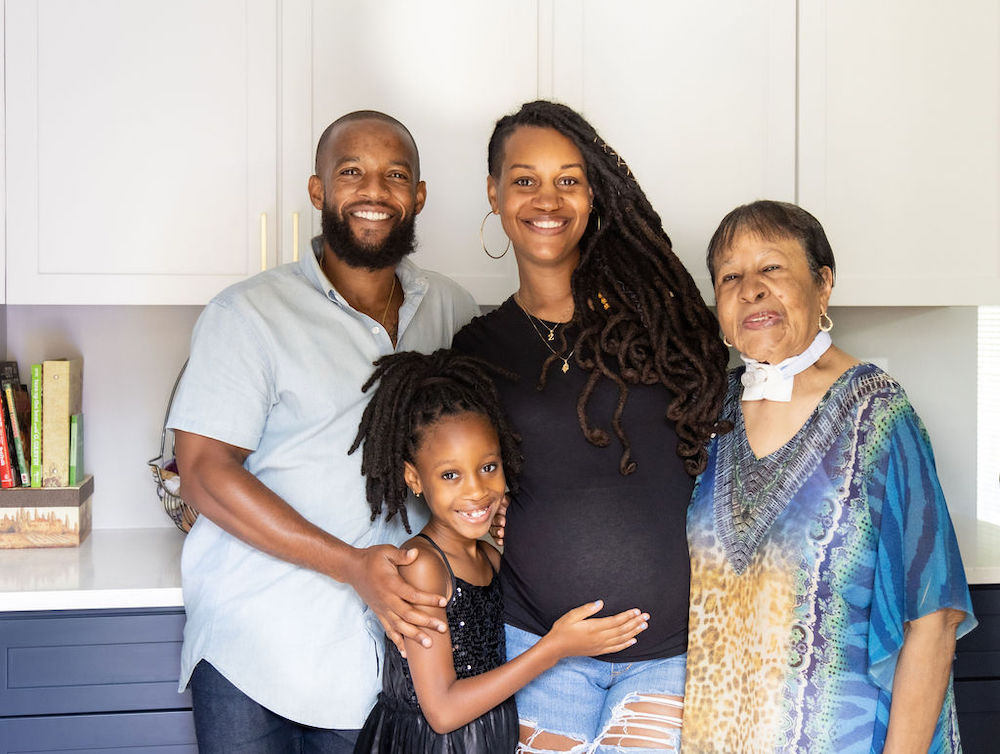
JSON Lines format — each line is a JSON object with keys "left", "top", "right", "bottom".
{"left": 354, "top": 533, "right": 518, "bottom": 754}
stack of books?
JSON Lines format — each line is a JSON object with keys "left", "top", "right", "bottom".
{"left": 0, "top": 359, "right": 91, "bottom": 549}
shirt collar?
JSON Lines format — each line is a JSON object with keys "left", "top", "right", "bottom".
{"left": 303, "top": 235, "right": 429, "bottom": 310}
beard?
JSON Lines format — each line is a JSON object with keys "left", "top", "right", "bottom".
{"left": 321, "top": 205, "right": 418, "bottom": 271}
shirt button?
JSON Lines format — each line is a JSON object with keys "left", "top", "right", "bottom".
{"left": 371, "top": 326, "right": 380, "bottom": 334}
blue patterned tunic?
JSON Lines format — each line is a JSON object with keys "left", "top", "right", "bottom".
{"left": 683, "top": 364, "right": 976, "bottom": 753}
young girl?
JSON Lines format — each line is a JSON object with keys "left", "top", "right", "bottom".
{"left": 349, "top": 349, "right": 649, "bottom": 753}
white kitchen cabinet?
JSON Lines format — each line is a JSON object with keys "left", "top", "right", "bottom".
{"left": 798, "top": 0, "right": 1000, "bottom": 305}
{"left": 286, "top": 1, "right": 539, "bottom": 304}
{"left": 548, "top": 0, "right": 797, "bottom": 300}
{"left": 5, "top": 0, "right": 278, "bottom": 305}
{"left": 5, "top": 1, "right": 996, "bottom": 306}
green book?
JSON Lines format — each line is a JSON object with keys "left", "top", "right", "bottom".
{"left": 30, "top": 364, "right": 43, "bottom": 487}
{"left": 3, "top": 381, "right": 30, "bottom": 486}
{"left": 69, "top": 413, "right": 84, "bottom": 486}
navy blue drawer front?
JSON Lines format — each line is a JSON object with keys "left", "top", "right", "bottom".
{"left": 954, "top": 585, "right": 1000, "bottom": 754}
{"left": 954, "top": 680, "right": 1000, "bottom": 754}
{"left": 954, "top": 584, "right": 1000, "bottom": 680}
{"left": 0, "top": 709, "right": 197, "bottom": 753}
{"left": 0, "top": 607, "right": 192, "bottom": 717}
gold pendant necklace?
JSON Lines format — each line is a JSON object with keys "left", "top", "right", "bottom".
{"left": 515, "top": 293, "right": 574, "bottom": 373}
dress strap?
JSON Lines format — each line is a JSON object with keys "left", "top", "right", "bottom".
{"left": 415, "top": 532, "right": 457, "bottom": 600}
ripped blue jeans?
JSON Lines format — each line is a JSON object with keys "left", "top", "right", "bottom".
{"left": 505, "top": 624, "right": 685, "bottom": 752}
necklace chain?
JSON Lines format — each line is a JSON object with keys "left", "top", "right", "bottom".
{"left": 379, "top": 275, "right": 396, "bottom": 328}
{"left": 515, "top": 293, "right": 574, "bottom": 373}
{"left": 320, "top": 254, "right": 396, "bottom": 331}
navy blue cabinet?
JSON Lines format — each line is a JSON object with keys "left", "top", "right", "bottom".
{"left": 0, "top": 608, "right": 196, "bottom": 752}
{"left": 955, "top": 585, "right": 1000, "bottom": 754}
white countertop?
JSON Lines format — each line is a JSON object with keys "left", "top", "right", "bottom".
{"left": 0, "top": 517, "right": 996, "bottom": 614}
{"left": 0, "top": 527, "right": 185, "bottom": 612}
{"left": 953, "top": 515, "right": 1000, "bottom": 587}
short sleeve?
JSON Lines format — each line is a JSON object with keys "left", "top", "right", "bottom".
{"left": 867, "top": 402, "right": 977, "bottom": 691}
{"left": 166, "top": 298, "right": 274, "bottom": 452}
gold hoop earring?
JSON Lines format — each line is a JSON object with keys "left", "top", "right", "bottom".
{"left": 589, "top": 206, "right": 602, "bottom": 231}
{"left": 480, "top": 211, "right": 510, "bottom": 259}
{"left": 722, "top": 334, "right": 734, "bottom": 348}
{"left": 819, "top": 312, "right": 833, "bottom": 332}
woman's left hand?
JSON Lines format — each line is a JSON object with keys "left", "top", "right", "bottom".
{"left": 489, "top": 493, "right": 510, "bottom": 547}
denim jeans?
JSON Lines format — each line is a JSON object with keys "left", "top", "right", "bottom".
{"left": 506, "top": 625, "right": 686, "bottom": 752}
{"left": 190, "top": 660, "right": 360, "bottom": 753}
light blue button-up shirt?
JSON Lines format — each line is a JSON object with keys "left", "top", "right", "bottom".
{"left": 167, "top": 239, "right": 478, "bottom": 728}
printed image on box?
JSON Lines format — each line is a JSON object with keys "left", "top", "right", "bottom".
{"left": 0, "top": 475, "right": 93, "bottom": 548}
{"left": 0, "top": 500, "right": 91, "bottom": 548}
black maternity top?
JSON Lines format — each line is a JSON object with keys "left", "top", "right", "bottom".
{"left": 452, "top": 297, "right": 692, "bottom": 662}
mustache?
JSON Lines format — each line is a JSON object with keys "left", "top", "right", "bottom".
{"left": 320, "top": 205, "right": 417, "bottom": 271}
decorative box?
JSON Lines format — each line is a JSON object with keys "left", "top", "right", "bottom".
{"left": 0, "top": 475, "right": 93, "bottom": 549}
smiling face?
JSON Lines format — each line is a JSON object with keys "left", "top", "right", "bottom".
{"left": 404, "top": 412, "right": 507, "bottom": 542}
{"left": 487, "top": 126, "right": 592, "bottom": 270}
{"left": 713, "top": 233, "right": 833, "bottom": 364}
{"left": 308, "top": 118, "right": 426, "bottom": 266}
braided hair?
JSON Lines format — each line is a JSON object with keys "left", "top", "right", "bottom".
{"left": 487, "top": 100, "right": 730, "bottom": 476}
{"left": 349, "top": 349, "right": 521, "bottom": 533}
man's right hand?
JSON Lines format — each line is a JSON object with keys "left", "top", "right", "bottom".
{"left": 345, "top": 544, "right": 448, "bottom": 655}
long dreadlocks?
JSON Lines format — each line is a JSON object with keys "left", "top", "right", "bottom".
{"left": 349, "top": 349, "right": 522, "bottom": 533}
{"left": 487, "top": 100, "right": 730, "bottom": 476}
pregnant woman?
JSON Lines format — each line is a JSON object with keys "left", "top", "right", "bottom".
{"left": 453, "top": 100, "right": 729, "bottom": 752}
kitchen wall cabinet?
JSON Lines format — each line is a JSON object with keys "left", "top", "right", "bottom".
{"left": 5, "top": 1, "right": 998, "bottom": 306}
{"left": 0, "top": 607, "right": 195, "bottom": 752}
{"left": 547, "top": 0, "right": 797, "bottom": 299}
{"left": 290, "top": 1, "right": 540, "bottom": 304}
{"left": 798, "top": 0, "right": 1000, "bottom": 305}
{"left": 5, "top": 0, "right": 279, "bottom": 305}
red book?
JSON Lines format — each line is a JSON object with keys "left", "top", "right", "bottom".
{"left": 0, "top": 393, "right": 15, "bottom": 487}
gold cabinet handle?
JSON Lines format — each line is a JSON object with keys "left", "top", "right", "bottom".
{"left": 292, "top": 212, "right": 300, "bottom": 262}
{"left": 260, "top": 213, "right": 268, "bottom": 271}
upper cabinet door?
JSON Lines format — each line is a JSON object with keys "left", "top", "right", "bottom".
{"left": 548, "top": 0, "right": 797, "bottom": 300}
{"left": 799, "top": 0, "right": 1000, "bottom": 305}
{"left": 5, "top": 0, "right": 278, "bottom": 305}
{"left": 302, "top": 1, "right": 540, "bottom": 305}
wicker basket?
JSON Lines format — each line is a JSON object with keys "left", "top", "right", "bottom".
{"left": 148, "top": 361, "right": 198, "bottom": 533}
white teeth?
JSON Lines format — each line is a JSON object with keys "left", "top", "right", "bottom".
{"left": 353, "top": 210, "right": 391, "bottom": 221}
{"left": 458, "top": 507, "right": 489, "bottom": 521}
{"left": 529, "top": 219, "right": 564, "bottom": 229}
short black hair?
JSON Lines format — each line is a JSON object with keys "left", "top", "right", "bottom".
{"left": 349, "top": 349, "right": 521, "bottom": 533}
{"left": 314, "top": 110, "right": 420, "bottom": 178}
{"left": 706, "top": 200, "right": 836, "bottom": 285}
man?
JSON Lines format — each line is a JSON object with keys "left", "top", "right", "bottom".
{"left": 169, "top": 111, "right": 479, "bottom": 751}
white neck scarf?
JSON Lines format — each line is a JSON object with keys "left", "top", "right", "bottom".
{"left": 739, "top": 330, "right": 832, "bottom": 402}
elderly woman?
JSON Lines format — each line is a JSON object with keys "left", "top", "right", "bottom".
{"left": 682, "top": 200, "right": 976, "bottom": 753}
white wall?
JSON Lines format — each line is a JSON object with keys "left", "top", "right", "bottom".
{"left": 830, "top": 306, "right": 978, "bottom": 525}
{"left": 5, "top": 305, "right": 202, "bottom": 529}
{"left": 4, "top": 302, "right": 979, "bottom": 534}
